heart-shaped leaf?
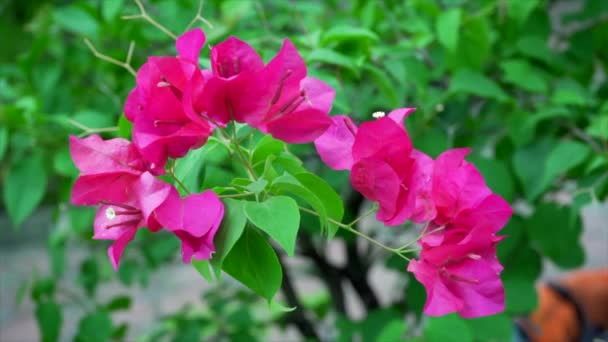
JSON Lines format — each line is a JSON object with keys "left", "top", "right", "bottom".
{"left": 244, "top": 196, "right": 300, "bottom": 256}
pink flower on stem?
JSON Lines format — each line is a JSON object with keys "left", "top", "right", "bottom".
{"left": 93, "top": 172, "right": 172, "bottom": 270}
{"left": 155, "top": 189, "right": 224, "bottom": 263}
{"left": 315, "top": 108, "right": 433, "bottom": 225}
{"left": 197, "top": 38, "right": 335, "bottom": 143}
{"left": 407, "top": 226, "right": 505, "bottom": 318}
{"left": 431, "top": 148, "right": 493, "bottom": 224}
{"left": 313, "top": 115, "right": 359, "bottom": 170}
{"left": 124, "top": 28, "right": 213, "bottom": 169}
{"left": 69, "top": 135, "right": 160, "bottom": 205}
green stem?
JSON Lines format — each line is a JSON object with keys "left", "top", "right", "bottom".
{"left": 219, "top": 192, "right": 255, "bottom": 199}
{"left": 298, "top": 206, "right": 410, "bottom": 261}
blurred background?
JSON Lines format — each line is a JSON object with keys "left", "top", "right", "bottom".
{"left": 1, "top": 0, "right": 607, "bottom": 341}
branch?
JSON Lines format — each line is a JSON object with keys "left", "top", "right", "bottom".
{"left": 299, "top": 234, "right": 347, "bottom": 315}
{"left": 84, "top": 39, "right": 137, "bottom": 76}
{"left": 277, "top": 252, "right": 320, "bottom": 341}
{"left": 122, "top": 0, "right": 177, "bottom": 40}
{"left": 185, "top": 0, "right": 214, "bottom": 30}
{"left": 341, "top": 191, "right": 381, "bottom": 312}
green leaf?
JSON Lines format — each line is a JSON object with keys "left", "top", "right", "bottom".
{"left": 35, "top": 301, "right": 62, "bottom": 342}
{"left": 500, "top": 59, "right": 548, "bottom": 93}
{"left": 106, "top": 296, "right": 131, "bottom": 311}
{"left": 586, "top": 113, "right": 608, "bottom": 139}
{"left": 527, "top": 203, "right": 584, "bottom": 268}
{"left": 210, "top": 199, "right": 248, "bottom": 279}
{"left": 307, "top": 49, "right": 357, "bottom": 74}
{"left": 551, "top": 79, "right": 591, "bottom": 106}
{"left": 360, "top": 309, "right": 407, "bottom": 341}
{"left": 508, "top": 0, "right": 540, "bottom": 24}
{"left": 252, "top": 136, "right": 286, "bottom": 170}
{"left": 102, "top": 0, "right": 124, "bottom": 22}
{"left": 174, "top": 146, "right": 207, "bottom": 193}
{"left": 469, "top": 157, "right": 515, "bottom": 201}
{"left": 53, "top": 6, "right": 99, "bottom": 37}
{"left": 117, "top": 115, "right": 132, "bottom": 139}
{"left": 436, "top": 8, "right": 461, "bottom": 52}
{"left": 363, "top": 64, "right": 399, "bottom": 107}
{"left": 541, "top": 140, "right": 591, "bottom": 191}
{"left": 75, "top": 311, "right": 113, "bottom": 342}
{"left": 466, "top": 313, "right": 513, "bottom": 342}
{"left": 244, "top": 196, "right": 300, "bottom": 256}
{"left": 0, "top": 127, "right": 8, "bottom": 160}
{"left": 3, "top": 152, "right": 48, "bottom": 227}
{"left": 193, "top": 259, "right": 214, "bottom": 282}
{"left": 222, "top": 228, "right": 282, "bottom": 301}
{"left": 424, "top": 314, "right": 473, "bottom": 342}
{"left": 321, "top": 26, "right": 379, "bottom": 46}
{"left": 516, "top": 36, "right": 553, "bottom": 64}
{"left": 245, "top": 178, "right": 268, "bottom": 194}
{"left": 295, "top": 173, "right": 344, "bottom": 238}
{"left": 512, "top": 138, "right": 553, "bottom": 201}
{"left": 449, "top": 69, "right": 508, "bottom": 101}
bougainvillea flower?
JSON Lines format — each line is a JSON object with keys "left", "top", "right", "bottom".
{"left": 198, "top": 36, "right": 266, "bottom": 125}
{"left": 260, "top": 76, "right": 334, "bottom": 143}
{"left": 451, "top": 193, "right": 513, "bottom": 233}
{"left": 407, "top": 226, "right": 505, "bottom": 318}
{"left": 125, "top": 28, "right": 206, "bottom": 122}
{"left": 313, "top": 115, "right": 358, "bottom": 170}
{"left": 92, "top": 172, "right": 172, "bottom": 270}
{"left": 132, "top": 83, "right": 212, "bottom": 168}
{"left": 431, "top": 148, "right": 493, "bottom": 224}
{"left": 198, "top": 38, "right": 334, "bottom": 142}
{"left": 350, "top": 115, "right": 416, "bottom": 226}
{"left": 155, "top": 189, "right": 224, "bottom": 263}
{"left": 409, "top": 150, "right": 437, "bottom": 223}
{"left": 70, "top": 135, "right": 160, "bottom": 205}
{"left": 124, "top": 28, "right": 212, "bottom": 169}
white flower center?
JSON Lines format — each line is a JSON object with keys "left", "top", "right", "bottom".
{"left": 467, "top": 253, "right": 481, "bottom": 260}
{"left": 105, "top": 207, "right": 116, "bottom": 220}
{"left": 372, "top": 111, "right": 386, "bottom": 118}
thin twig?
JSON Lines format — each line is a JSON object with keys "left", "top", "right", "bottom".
{"left": 122, "top": 0, "right": 178, "bottom": 40}
{"left": 84, "top": 38, "right": 137, "bottom": 76}
{"left": 185, "top": 0, "right": 214, "bottom": 30}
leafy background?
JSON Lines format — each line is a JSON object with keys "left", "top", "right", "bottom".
{"left": 1, "top": 0, "right": 607, "bottom": 341}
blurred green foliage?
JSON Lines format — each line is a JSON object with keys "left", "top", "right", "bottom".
{"left": 1, "top": 0, "right": 608, "bottom": 341}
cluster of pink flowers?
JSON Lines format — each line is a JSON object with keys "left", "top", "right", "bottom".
{"left": 71, "top": 27, "right": 513, "bottom": 318}
{"left": 314, "top": 109, "right": 513, "bottom": 318}
{"left": 70, "top": 28, "right": 334, "bottom": 269}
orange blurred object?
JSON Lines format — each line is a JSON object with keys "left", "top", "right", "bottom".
{"left": 522, "top": 268, "right": 608, "bottom": 342}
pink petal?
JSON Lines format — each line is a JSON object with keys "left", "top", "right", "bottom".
{"left": 69, "top": 135, "right": 146, "bottom": 175}
{"left": 445, "top": 258, "right": 505, "bottom": 318}
{"left": 452, "top": 194, "right": 513, "bottom": 233}
{"left": 72, "top": 173, "right": 138, "bottom": 205}
{"left": 387, "top": 107, "right": 416, "bottom": 128}
{"left": 314, "top": 115, "right": 358, "bottom": 170}
{"left": 156, "top": 190, "right": 224, "bottom": 263}
{"left": 350, "top": 158, "right": 401, "bottom": 223}
{"left": 211, "top": 36, "right": 264, "bottom": 78}
{"left": 352, "top": 117, "right": 412, "bottom": 163}
{"left": 132, "top": 172, "right": 173, "bottom": 223}
{"left": 410, "top": 150, "right": 437, "bottom": 223}
{"left": 107, "top": 228, "right": 137, "bottom": 271}
{"left": 298, "top": 77, "right": 335, "bottom": 114}
{"left": 265, "top": 107, "right": 332, "bottom": 143}
{"left": 149, "top": 56, "right": 189, "bottom": 91}
{"left": 93, "top": 204, "right": 141, "bottom": 240}
{"left": 407, "top": 259, "right": 463, "bottom": 316}
{"left": 432, "top": 148, "right": 492, "bottom": 222}
{"left": 258, "top": 39, "right": 307, "bottom": 118}
{"left": 176, "top": 28, "right": 206, "bottom": 64}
